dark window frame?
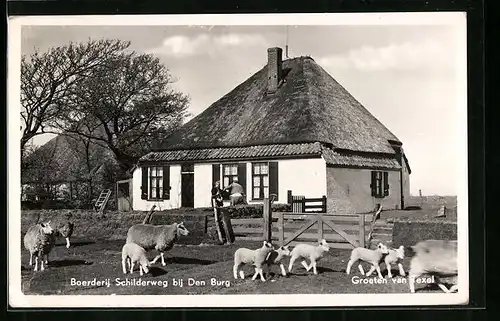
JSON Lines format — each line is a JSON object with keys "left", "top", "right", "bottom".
{"left": 222, "top": 163, "right": 238, "bottom": 188}
{"left": 149, "top": 166, "right": 164, "bottom": 200}
{"left": 372, "top": 170, "right": 389, "bottom": 198}
{"left": 252, "top": 162, "right": 270, "bottom": 200}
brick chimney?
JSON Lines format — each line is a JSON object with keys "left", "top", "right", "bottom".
{"left": 267, "top": 47, "right": 283, "bottom": 94}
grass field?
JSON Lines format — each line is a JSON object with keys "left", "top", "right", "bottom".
{"left": 19, "top": 195, "right": 458, "bottom": 295}
{"left": 21, "top": 237, "right": 444, "bottom": 295}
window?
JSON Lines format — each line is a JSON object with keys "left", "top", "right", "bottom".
{"left": 223, "top": 164, "right": 238, "bottom": 187}
{"left": 371, "top": 171, "right": 389, "bottom": 198}
{"left": 252, "top": 162, "right": 269, "bottom": 200}
{"left": 149, "top": 166, "right": 164, "bottom": 199}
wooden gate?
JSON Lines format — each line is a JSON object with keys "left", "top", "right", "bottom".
{"left": 231, "top": 198, "right": 372, "bottom": 249}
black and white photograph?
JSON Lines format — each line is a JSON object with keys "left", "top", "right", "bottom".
{"left": 8, "top": 13, "right": 468, "bottom": 307}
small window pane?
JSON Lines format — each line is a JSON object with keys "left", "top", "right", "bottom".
{"left": 151, "top": 167, "right": 156, "bottom": 176}
{"left": 261, "top": 165, "right": 268, "bottom": 175}
{"left": 253, "top": 188, "right": 260, "bottom": 199}
{"left": 159, "top": 179, "right": 163, "bottom": 188}
{"left": 151, "top": 187, "right": 156, "bottom": 198}
{"left": 159, "top": 189, "right": 163, "bottom": 198}
{"left": 231, "top": 165, "right": 238, "bottom": 175}
{"left": 263, "top": 187, "right": 269, "bottom": 198}
{"left": 224, "top": 177, "right": 229, "bottom": 186}
{"left": 254, "top": 165, "right": 260, "bottom": 175}
{"left": 158, "top": 167, "right": 163, "bottom": 176}
{"left": 151, "top": 177, "right": 157, "bottom": 186}
{"left": 263, "top": 176, "right": 269, "bottom": 186}
{"left": 224, "top": 166, "right": 230, "bottom": 175}
{"left": 254, "top": 177, "right": 260, "bottom": 187}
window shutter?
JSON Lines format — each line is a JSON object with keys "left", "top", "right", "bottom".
{"left": 141, "top": 167, "right": 148, "bottom": 200}
{"left": 383, "top": 171, "right": 389, "bottom": 197}
{"left": 238, "top": 163, "right": 247, "bottom": 197}
{"left": 370, "top": 171, "right": 376, "bottom": 197}
{"left": 269, "top": 161, "right": 279, "bottom": 201}
{"left": 212, "top": 164, "right": 220, "bottom": 187}
{"left": 162, "top": 165, "right": 170, "bottom": 200}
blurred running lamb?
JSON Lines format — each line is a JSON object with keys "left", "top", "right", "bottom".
{"left": 126, "top": 222, "right": 189, "bottom": 266}
{"left": 383, "top": 245, "right": 406, "bottom": 278}
{"left": 408, "top": 239, "right": 458, "bottom": 293}
{"left": 23, "top": 221, "right": 56, "bottom": 271}
{"left": 263, "top": 245, "right": 291, "bottom": 277}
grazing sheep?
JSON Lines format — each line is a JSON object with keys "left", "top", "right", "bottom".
{"left": 346, "top": 243, "right": 390, "bottom": 279}
{"left": 126, "top": 222, "right": 189, "bottom": 266}
{"left": 54, "top": 219, "right": 75, "bottom": 249}
{"left": 263, "top": 245, "right": 291, "bottom": 277}
{"left": 121, "top": 242, "right": 151, "bottom": 276}
{"left": 23, "top": 222, "right": 56, "bottom": 271}
{"left": 384, "top": 245, "right": 406, "bottom": 278}
{"left": 408, "top": 239, "right": 458, "bottom": 293}
{"left": 288, "top": 239, "right": 330, "bottom": 275}
{"left": 233, "top": 241, "right": 274, "bottom": 282}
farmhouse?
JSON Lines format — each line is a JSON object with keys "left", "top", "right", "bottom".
{"left": 131, "top": 47, "right": 411, "bottom": 214}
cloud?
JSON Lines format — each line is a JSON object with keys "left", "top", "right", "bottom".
{"left": 147, "top": 33, "right": 267, "bottom": 58}
{"left": 317, "top": 39, "right": 454, "bottom": 72}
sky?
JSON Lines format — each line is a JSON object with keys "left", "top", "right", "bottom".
{"left": 18, "top": 20, "right": 466, "bottom": 196}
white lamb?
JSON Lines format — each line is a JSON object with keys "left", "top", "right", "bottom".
{"left": 233, "top": 240, "right": 275, "bottom": 282}
{"left": 384, "top": 245, "right": 406, "bottom": 278}
{"left": 288, "top": 239, "right": 330, "bottom": 275}
{"left": 121, "top": 242, "right": 151, "bottom": 276}
{"left": 23, "top": 221, "right": 56, "bottom": 271}
{"left": 346, "top": 242, "right": 390, "bottom": 279}
{"left": 126, "top": 222, "right": 189, "bottom": 266}
{"left": 263, "top": 245, "right": 291, "bottom": 277}
{"left": 408, "top": 239, "right": 458, "bottom": 293}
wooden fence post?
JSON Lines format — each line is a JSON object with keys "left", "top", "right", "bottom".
{"left": 321, "top": 195, "right": 327, "bottom": 213}
{"left": 317, "top": 215, "right": 324, "bottom": 241}
{"left": 358, "top": 214, "right": 366, "bottom": 248}
{"left": 287, "top": 190, "right": 292, "bottom": 205}
{"left": 277, "top": 212, "right": 284, "bottom": 246}
{"left": 263, "top": 197, "right": 272, "bottom": 242}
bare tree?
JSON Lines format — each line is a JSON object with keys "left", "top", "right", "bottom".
{"left": 20, "top": 39, "right": 130, "bottom": 158}
{"left": 56, "top": 46, "right": 190, "bottom": 173}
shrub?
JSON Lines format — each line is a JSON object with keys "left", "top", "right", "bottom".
{"left": 392, "top": 219, "right": 457, "bottom": 247}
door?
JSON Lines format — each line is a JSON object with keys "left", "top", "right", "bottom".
{"left": 181, "top": 164, "right": 195, "bottom": 208}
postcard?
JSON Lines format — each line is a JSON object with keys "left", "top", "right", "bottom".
{"left": 8, "top": 12, "right": 469, "bottom": 308}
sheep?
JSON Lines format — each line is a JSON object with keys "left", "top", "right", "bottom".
{"left": 126, "top": 222, "right": 189, "bottom": 266}
{"left": 346, "top": 242, "right": 390, "bottom": 279}
{"left": 53, "top": 219, "right": 74, "bottom": 249}
{"left": 383, "top": 245, "right": 406, "bottom": 278}
{"left": 408, "top": 239, "right": 458, "bottom": 293}
{"left": 121, "top": 242, "right": 151, "bottom": 276}
{"left": 23, "top": 221, "right": 56, "bottom": 272}
{"left": 288, "top": 239, "right": 330, "bottom": 275}
{"left": 233, "top": 240, "right": 275, "bottom": 282}
{"left": 263, "top": 245, "right": 291, "bottom": 277}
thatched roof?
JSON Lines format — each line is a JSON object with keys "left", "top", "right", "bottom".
{"left": 156, "top": 56, "right": 401, "bottom": 154}
{"left": 21, "top": 134, "right": 119, "bottom": 184}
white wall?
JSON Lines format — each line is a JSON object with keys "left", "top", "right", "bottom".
{"left": 276, "top": 158, "right": 327, "bottom": 203}
{"left": 133, "top": 157, "right": 327, "bottom": 210}
{"left": 194, "top": 163, "right": 213, "bottom": 208}
{"left": 132, "top": 165, "right": 182, "bottom": 211}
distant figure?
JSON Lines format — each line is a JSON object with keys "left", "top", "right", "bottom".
{"left": 225, "top": 177, "right": 246, "bottom": 206}
{"left": 211, "top": 181, "right": 224, "bottom": 208}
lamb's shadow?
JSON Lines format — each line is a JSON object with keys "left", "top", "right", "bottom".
{"left": 148, "top": 267, "right": 168, "bottom": 277}
{"left": 164, "top": 257, "right": 216, "bottom": 265}
{"left": 66, "top": 241, "right": 95, "bottom": 247}
{"left": 47, "top": 259, "right": 93, "bottom": 267}
{"left": 289, "top": 266, "right": 340, "bottom": 276}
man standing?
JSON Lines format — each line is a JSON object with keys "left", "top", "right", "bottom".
{"left": 225, "top": 177, "right": 246, "bottom": 206}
